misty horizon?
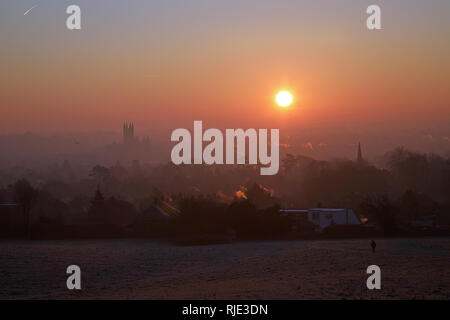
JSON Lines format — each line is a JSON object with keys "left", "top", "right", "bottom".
{"left": 1, "top": 123, "right": 449, "bottom": 165}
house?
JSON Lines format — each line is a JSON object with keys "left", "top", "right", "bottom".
{"left": 125, "top": 201, "right": 179, "bottom": 237}
{"left": 280, "top": 208, "right": 361, "bottom": 230}
{"left": 410, "top": 220, "right": 435, "bottom": 229}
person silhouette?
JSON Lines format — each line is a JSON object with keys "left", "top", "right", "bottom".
{"left": 371, "top": 240, "right": 376, "bottom": 253}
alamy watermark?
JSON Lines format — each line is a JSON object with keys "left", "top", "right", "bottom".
{"left": 24, "top": 4, "right": 381, "bottom": 32}
{"left": 367, "top": 5, "right": 382, "bottom": 30}
{"left": 170, "top": 121, "right": 279, "bottom": 176}
{"left": 66, "top": 265, "right": 81, "bottom": 290}
{"left": 366, "top": 265, "right": 381, "bottom": 290}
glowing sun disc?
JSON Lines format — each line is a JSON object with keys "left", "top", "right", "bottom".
{"left": 275, "top": 91, "right": 293, "bottom": 107}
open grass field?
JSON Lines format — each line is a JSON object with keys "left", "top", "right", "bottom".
{"left": 0, "top": 237, "right": 449, "bottom": 299}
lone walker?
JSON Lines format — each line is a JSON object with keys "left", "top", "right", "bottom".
{"left": 371, "top": 240, "right": 377, "bottom": 253}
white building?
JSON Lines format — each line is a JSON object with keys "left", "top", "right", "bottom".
{"left": 280, "top": 208, "right": 361, "bottom": 229}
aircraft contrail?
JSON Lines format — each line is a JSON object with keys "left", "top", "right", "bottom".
{"left": 24, "top": 4, "right": 39, "bottom": 16}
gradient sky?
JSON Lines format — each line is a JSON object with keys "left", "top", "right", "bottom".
{"left": 1, "top": 0, "right": 449, "bottom": 158}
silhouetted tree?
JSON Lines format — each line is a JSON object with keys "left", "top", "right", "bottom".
{"left": 360, "top": 195, "right": 397, "bottom": 234}
{"left": 176, "top": 196, "right": 227, "bottom": 236}
{"left": 13, "top": 179, "right": 36, "bottom": 238}
{"left": 401, "top": 189, "right": 419, "bottom": 220}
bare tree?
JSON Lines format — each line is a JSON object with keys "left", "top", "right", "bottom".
{"left": 13, "top": 179, "right": 35, "bottom": 239}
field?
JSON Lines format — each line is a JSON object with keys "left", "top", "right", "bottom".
{"left": 0, "top": 238, "right": 449, "bottom": 299}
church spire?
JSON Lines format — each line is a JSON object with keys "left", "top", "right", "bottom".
{"left": 357, "top": 142, "right": 363, "bottom": 164}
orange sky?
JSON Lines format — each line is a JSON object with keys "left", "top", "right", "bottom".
{"left": 0, "top": 0, "right": 449, "bottom": 157}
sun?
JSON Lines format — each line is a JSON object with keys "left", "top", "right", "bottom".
{"left": 275, "top": 90, "right": 293, "bottom": 107}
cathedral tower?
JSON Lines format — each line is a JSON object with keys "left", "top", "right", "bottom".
{"left": 123, "top": 122, "right": 135, "bottom": 145}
